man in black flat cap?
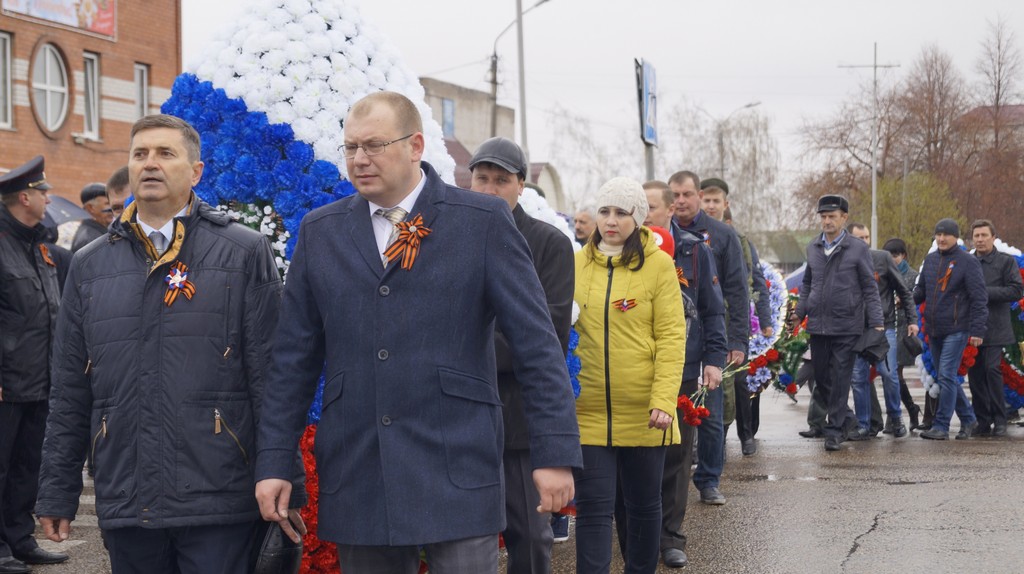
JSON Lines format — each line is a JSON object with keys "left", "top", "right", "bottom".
{"left": 793, "top": 195, "right": 883, "bottom": 451}
{"left": 71, "top": 182, "right": 113, "bottom": 252}
{"left": 0, "top": 156, "right": 69, "bottom": 572}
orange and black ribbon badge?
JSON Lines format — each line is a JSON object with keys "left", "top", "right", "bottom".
{"left": 39, "top": 244, "right": 56, "bottom": 267}
{"left": 612, "top": 298, "right": 637, "bottom": 312}
{"left": 676, "top": 267, "right": 689, "bottom": 287}
{"left": 163, "top": 261, "right": 196, "bottom": 307}
{"left": 383, "top": 213, "right": 432, "bottom": 270}
{"left": 937, "top": 261, "right": 955, "bottom": 292}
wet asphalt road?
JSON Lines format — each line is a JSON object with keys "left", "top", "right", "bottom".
{"left": 30, "top": 382, "right": 1024, "bottom": 573}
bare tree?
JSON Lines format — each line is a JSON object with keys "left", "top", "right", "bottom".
{"left": 975, "top": 14, "right": 1022, "bottom": 150}
{"left": 899, "top": 45, "right": 970, "bottom": 174}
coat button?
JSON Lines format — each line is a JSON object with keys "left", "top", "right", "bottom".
{"left": 379, "top": 285, "right": 390, "bottom": 296}
{"left": 378, "top": 349, "right": 389, "bottom": 360}
{"left": 381, "top": 415, "right": 392, "bottom": 426}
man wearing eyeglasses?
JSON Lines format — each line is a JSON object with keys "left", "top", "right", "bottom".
{"left": 105, "top": 166, "right": 131, "bottom": 220}
{"left": 71, "top": 182, "right": 114, "bottom": 252}
{"left": 256, "top": 91, "right": 582, "bottom": 574}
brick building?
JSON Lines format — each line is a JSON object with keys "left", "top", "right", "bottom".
{"left": 1, "top": 1, "right": 180, "bottom": 204}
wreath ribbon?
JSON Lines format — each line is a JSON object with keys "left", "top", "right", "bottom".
{"left": 383, "top": 213, "right": 432, "bottom": 270}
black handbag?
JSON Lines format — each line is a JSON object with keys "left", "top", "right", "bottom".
{"left": 853, "top": 328, "right": 890, "bottom": 363}
{"left": 901, "top": 332, "right": 924, "bottom": 358}
{"left": 250, "top": 519, "right": 303, "bottom": 574}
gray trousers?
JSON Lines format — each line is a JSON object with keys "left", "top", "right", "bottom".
{"left": 337, "top": 534, "right": 498, "bottom": 574}
{"left": 502, "top": 448, "right": 552, "bottom": 574}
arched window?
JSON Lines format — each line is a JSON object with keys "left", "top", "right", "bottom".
{"left": 31, "top": 43, "right": 69, "bottom": 132}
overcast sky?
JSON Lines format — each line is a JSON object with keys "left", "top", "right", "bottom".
{"left": 181, "top": 0, "right": 1024, "bottom": 188}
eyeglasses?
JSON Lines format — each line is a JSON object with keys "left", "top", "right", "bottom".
{"left": 342, "top": 134, "right": 414, "bottom": 158}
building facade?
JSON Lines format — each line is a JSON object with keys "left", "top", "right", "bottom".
{"left": 0, "top": 1, "right": 180, "bottom": 203}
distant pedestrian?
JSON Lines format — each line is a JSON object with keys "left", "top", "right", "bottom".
{"left": 71, "top": 182, "right": 112, "bottom": 252}
{"left": 105, "top": 166, "right": 131, "bottom": 219}
{"left": 793, "top": 195, "right": 883, "bottom": 451}
{"left": 882, "top": 238, "right": 924, "bottom": 431}
{"left": 966, "top": 220, "right": 1022, "bottom": 437}
{"left": 914, "top": 218, "right": 987, "bottom": 440}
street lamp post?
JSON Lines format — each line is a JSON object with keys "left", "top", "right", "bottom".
{"left": 699, "top": 101, "right": 760, "bottom": 178}
{"left": 489, "top": 0, "right": 550, "bottom": 158}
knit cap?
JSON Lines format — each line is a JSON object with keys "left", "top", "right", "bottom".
{"left": 934, "top": 218, "right": 960, "bottom": 237}
{"left": 595, "top": 177, "right": 648, "bottom": 228}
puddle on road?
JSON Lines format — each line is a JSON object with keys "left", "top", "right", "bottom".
{"left": 732, "top": 474, "right": 830, "bottom": 482}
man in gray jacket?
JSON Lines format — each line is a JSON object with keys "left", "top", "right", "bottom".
{"left": 794, "top": 195, "right": 884, "bottom": 451}
{"left": 967, "top": 219, "right": 1023, "bottom": 436}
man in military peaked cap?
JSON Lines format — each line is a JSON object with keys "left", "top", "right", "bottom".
{"left": 0, "top": 156, "right": 69, "bottom": 571}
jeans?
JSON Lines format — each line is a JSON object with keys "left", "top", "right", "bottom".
{"left": 575, "top": 445, "right": 666, "bottom": 574}
{"left": 929, "top": 331, "right": 977, "bottom": 433}
{"left": 852, "top": 328, "right": 901, "bottom": 428}
{"left": 692, "top": 383, "right": 724, "bottom": 490}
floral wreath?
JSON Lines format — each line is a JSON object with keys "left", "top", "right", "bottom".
{"left": 744, "top": 261, "right": 788, "bottom": 393}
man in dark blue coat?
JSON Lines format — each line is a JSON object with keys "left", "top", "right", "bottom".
{"left": 967, "top": 220, "right": 1023, "bottom": 436}
{"left": 667, "top": 171, "right": 748, "bottom": 503}
{"left": 255, "top": 92, "right": 582, "bottom": 574}
{"left": 794, "top": 195, "right": 883, "bottom": 451}
{"left": 468, "top": 137, "right": 575, "bottom": 574}
{"left": 914, "top": 219, "right": 988, "bottom": 440}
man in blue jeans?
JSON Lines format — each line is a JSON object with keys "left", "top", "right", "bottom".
{"left": 914, "top": 218, "right": 988, "bottom": 440}
{"left": 846, "top": 223, "right": 919, "bottom": 439}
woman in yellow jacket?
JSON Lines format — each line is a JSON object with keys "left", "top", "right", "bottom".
{"left": 572, "top": 177, "right": 686, "bottom": 574}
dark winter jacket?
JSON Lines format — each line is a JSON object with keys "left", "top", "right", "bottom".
{"left": 0, "top": 206, "right": 61, "bottom": 402}
{"left": 496, "top": 204, "right": 575, "bottom": 450}
{"left": 796, "top": 231, "right": 883, "bottom": 336}
{"left": 672, "top": 222, "right": 727, "bottom": 380}
{"left": 71, "top": 218, "right": 107, "bottom": 252}
{"left": 36, "top": 196, "right": 304, "bottom": 529}
{"left": 870, "top": 249, "right": 918, "bottom": 330}
{"left": 896, "top": 263, "right": 921, "bottom": 367}
{"left": 913, "top": 246, "right": 988, "bottom": 339}
{"left": 974, "top": 249, "right": 1023, "bottom": 347}
{"left": 678, "top": 211, "right": 749, "bottom": 353}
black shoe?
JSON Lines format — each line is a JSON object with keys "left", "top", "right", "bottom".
{"left": 662, "top": 548, "right": 689, "bottom": 568}
{"left": 908, "top": 404, "right": 922, "bottom": 430}
{"left": 0, "top": 556, "right": 31, "bottom": 574}
{"left": 699, "top": 486, "right": 726, "bottom": 505}
{"left": 976, "top": 425, "right": 992, "bottom": 437}
{"left": 993, "top": 424, "right": 1008, "bottom": 437}
{"left": 918, "top": 422, "right": 933, "bottom": 432}
{"left": 741, "top": 438, "right": 757, "bottom": 456}
{"left": 846, "top": 427, "right": 871, "bottom": 441}
{"left": 882, "top": 417, "right": 894, "bottom": 434}
{"left": 798, "top": 427, "right": 823, "bottom": 438}
{"left": 920, "top": 428, "right": 948, "bottom": 440}
{"left": 13, "top": 546, "right": 69, "bottom": 565}
{"left": 824, "top": 437, "right": 841, "bottom": 451}
{"left": 955, "top": 421, "right": 978, "bottom": 440}
{"left": 891, "top": 417, "right": 907, "bottom": 438}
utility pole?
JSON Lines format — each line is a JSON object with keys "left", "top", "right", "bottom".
{"left": 839, "top": 43, "right": 899, "bottom": 249}
{"left": 515, "top": 0, "right": 529, "bottom": 163}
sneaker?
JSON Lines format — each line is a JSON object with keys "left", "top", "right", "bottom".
{"left": 955, "top": 421, "right": 978, "bottom": 440}
{"left": 699, "top": 486, "right": 726, "bottom": 505}
{"left": 550, "top": 513, "right": 570, "bottom": 543}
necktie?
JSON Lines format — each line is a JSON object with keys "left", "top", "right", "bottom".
{"left": 376, "top": 206, "right": 408, "bottom": 251}
{"left": 149, "top": 231, "right": 167, "bottom": 256}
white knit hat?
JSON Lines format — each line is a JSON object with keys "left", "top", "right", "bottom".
{"left": 596, "top": 177, "right": 648, "bottom": 228}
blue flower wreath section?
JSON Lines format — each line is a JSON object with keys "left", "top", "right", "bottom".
{"left": 161, "top": 74, "right": 355, "bottom": 258}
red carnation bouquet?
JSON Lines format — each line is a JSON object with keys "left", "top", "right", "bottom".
{"left": 678, "top": 385, "right": 711, "bottom": 426}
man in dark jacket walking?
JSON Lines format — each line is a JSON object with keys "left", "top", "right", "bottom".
{"left": 967, "top": 220, "right": 1023, "bottom": 436}
{"left": 70, "top": 182, "right": 112, "bottom": 252}
{"left": 846, "top": 224, "right": 918, "bottom": 438}
{"left": 0, "top": 156, "right": 68, "bottom": 572}
{"left": 795, "top": 195, "right": 884, "bottom": 451}
{"left": 667, "top": 171, "right": 748, "bottom": 502}
{"left": 35, "top": 115, "right": 305, "bottom": 574}
{"left": 468, "top": 137, "right": 575, "bottom": 574}
{"left": 914, "top": 218, "right": 987, "bottom": 440}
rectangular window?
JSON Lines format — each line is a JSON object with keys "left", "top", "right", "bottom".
{"left": 133, "top": 63, "right": 149, "bottom": 119}
{"left": 83, "top": 52, "right": 99, "bottom": 138}
{"left": 0, "top": 32, "right": 11, "bottom": 128}
{"left": 441, "top": 98, "right": 455, "bottom": 138}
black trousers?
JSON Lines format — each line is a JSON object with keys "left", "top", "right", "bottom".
{"left": 809, "top": 334, "right": 859, "bottom": 439}
{"left": 0, "top": 400, "right": 47, "bottom": 558}
{"left": 502, "top": 448, "right": 552, "bottom": 574}
{"left": 732, "top": 375, "right": 754, "bottom": 442}
{"left": 102, "top": 521, "right": 257, "bottom": 574}
{"left": 968, "top": 345, "right": 1007, "bottom": 429}
{"left": 657, "top": 378, "right": 698, "bottom": 553}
